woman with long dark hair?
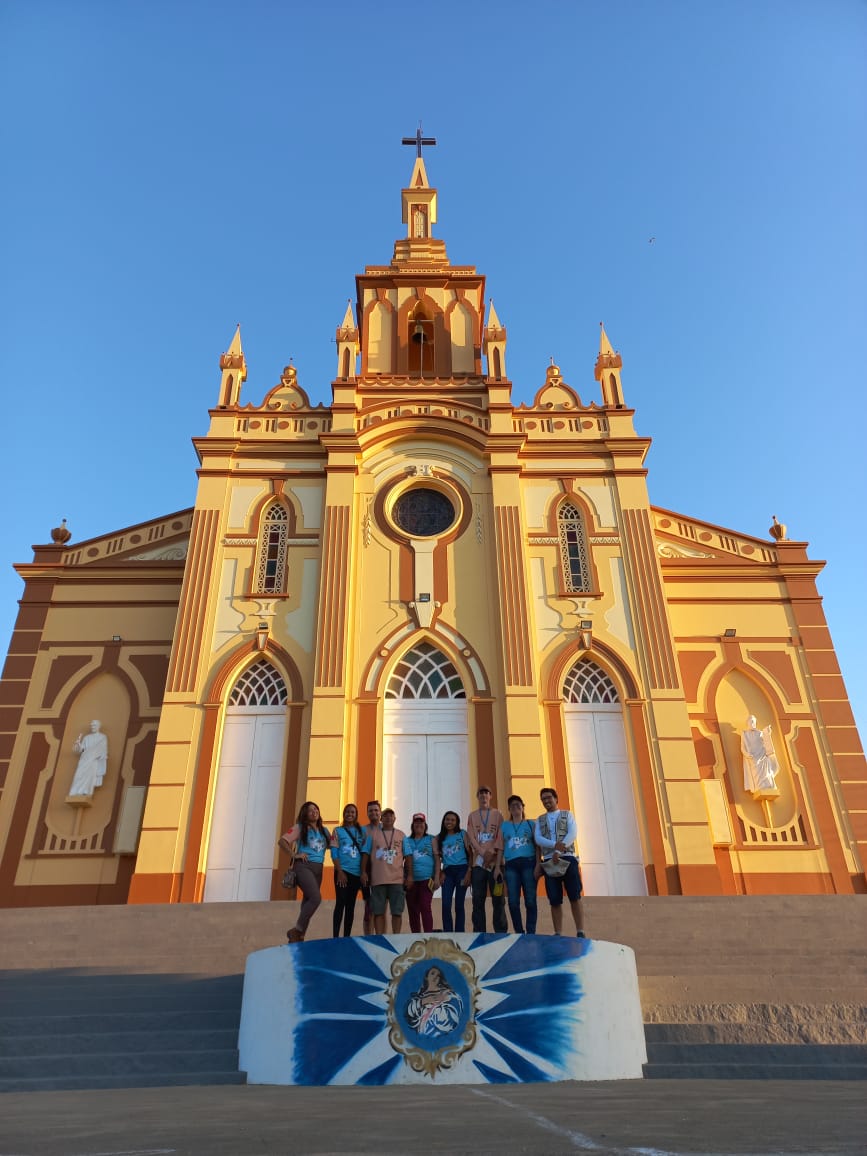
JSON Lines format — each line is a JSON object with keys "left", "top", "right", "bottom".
{"left": 278, "top": 801, "right": 329, "bottom": 943}
{"left": 402, "top": 813, "right": 439, "bottom": 933}
{"left": 437, "top": 811, "right": 471, "bottom": 933}
{"left": 329, "top": 803, "right": 366, "bottom": 937}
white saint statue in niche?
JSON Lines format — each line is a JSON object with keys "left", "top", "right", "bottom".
{"left": 741, "top": 715, "right": 779, "bottom": 795}
{"left": 68, "top": 720, "right": 108, "bottom": 799}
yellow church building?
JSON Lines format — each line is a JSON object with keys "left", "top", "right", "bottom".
{"left": 1, "top": 154, "right": 865, "bottom": 907}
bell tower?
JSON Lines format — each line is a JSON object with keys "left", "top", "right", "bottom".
{"left": 354, "top": 132, "right": 486, "bottom": 386}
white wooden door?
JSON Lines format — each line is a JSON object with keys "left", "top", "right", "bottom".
{"left": 204, "top": 707, "right": 286, "bottom": 902}
{"left": 382, "top": 701, "right": 470, "bottom": 829}
{"left": 564, "top": 705, "right": 647, "bottom": 896}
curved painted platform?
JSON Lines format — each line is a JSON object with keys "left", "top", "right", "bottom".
{"left": 239, "top": 933, "right": 646, "bottom": 1084}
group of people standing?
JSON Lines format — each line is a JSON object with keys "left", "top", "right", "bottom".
{"left": 278, "top": 786, "right": 585, "bottom": 944}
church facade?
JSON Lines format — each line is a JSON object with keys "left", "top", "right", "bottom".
{"left": 1, "top": 156, "right": 865, "bottom": 907}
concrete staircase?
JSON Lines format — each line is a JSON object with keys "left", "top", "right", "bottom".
{"left": 0, "top": 896, "right": 864, "bottom": 1089}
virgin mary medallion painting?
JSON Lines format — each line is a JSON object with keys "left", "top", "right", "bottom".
{"left": 386, "top": 937, "right": 478, "bottom": 1075}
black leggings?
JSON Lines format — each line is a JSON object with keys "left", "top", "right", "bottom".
{"left": 333, "top": 871, "right": 362, "bottom": 937}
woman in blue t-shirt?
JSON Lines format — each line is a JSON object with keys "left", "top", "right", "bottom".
{"left": 501, "top": 795, "right": 538, "bottom": 934}
{"left": 330, "top": 803, "right": 366, "bottom": 938}
{"left": 279, "top": 801, "right": 330, "bottom": 943}
{"left": 403, "top": 813, "right": 439, "bottom": 933}
{"left": 437, "top": 811, "right": 471, "bottom": 933}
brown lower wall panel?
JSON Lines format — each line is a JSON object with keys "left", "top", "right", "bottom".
{"left": 714, "top": 845, "right": 738, "bottom": 894}
{"left": 1, "top": 863, "right": 133, "bottom": 908}
{"left": 128, "top": 872, "right": 182, "bottom": 904}
{"left": 677, "top": 863, "right": 725, "bottom": 895}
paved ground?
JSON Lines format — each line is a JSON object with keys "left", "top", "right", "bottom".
{"left": 1, "top": 1080, "right": 865, "bottom": 1156}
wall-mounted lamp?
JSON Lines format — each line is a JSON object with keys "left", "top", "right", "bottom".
{"left": 255, "top": 622, "right": 269, "bottom": 652}
{"left": 578, "top": 620, "right": 593, "bottom": 650}
{"left": 723, "top": 628, "right": 737, "bottom": 638}
{"left": 111, "top": 635, "right": 122, "bottom": 643}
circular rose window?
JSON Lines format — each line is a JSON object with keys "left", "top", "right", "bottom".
{"left": 393, "top": 488, "right": 456, "bottom": 537}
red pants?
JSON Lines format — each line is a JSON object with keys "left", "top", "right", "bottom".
{"left": 406, "top": 881, "right": 434, "bottom": 932}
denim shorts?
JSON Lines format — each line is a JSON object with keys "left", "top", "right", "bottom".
{"left": 543, "top": 857, "right": 583, "bottom": 905}
{"left": 370, "top": 882, "right": 406, "bottom": 916}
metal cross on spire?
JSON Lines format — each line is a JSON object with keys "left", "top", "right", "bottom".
{"left": 401, "top": 122, "right": 437, "bottom": 158}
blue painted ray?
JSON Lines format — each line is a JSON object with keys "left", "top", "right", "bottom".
{"left": 465, "top": 936, "right": 518, "bottom": 977}
{"left": 475, "top": 986, "right": 510, "bottom": 1014}
{"left": 301, "top": 965, "right": 387, "bottom": 989}
{"left": 358, "top": 988, "right": 389, "bottom": 1009}
{"left": 353, "top": 935, "right": 401, "bottom": 975}
{"left": 328, "top": 1025, "right": 396, "bottom": 1084}
{"left": 477, "top": 1021, "right": 565, "bottom": 1079}
{"left": 481, "top": 961, "right": 578, "bottom": 987}
{"left": 458, "top": 1029, "right": 520, "bottom": 1080}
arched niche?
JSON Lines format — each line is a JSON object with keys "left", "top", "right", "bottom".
{"left": 449, "top": 300, "right": 475, "bottom": 373}
{"left": 48, "top": 672, "right": 131, "bottom": 849}
{"left": 715, "top": 669, "right": 796, "bottom": 828}
{"left": 367, "top": 300, "right": 394, "bottom": 373}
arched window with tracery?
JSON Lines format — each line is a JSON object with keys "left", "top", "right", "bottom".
{"left": 385, "top": 642, "right": 466, "bottom": 699}
{"left": 563, "top": 659, "right": 619, "bottom": 704}
{"left": 558, "top": 501, "right": 592, "bottom": 593}
{"left": 228, "top": 658, "right": 288, "bottom": 706}
{"left": 255, "top": 503, "right": 288, "bottom": 594}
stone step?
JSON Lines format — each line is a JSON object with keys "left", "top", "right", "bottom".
{"left": 645, "top": 1020, "right": 867, "bottom": 1045}
{"left": 0, "top": 1007, "right": 240, "bottom": 1036}
{"left": 0, "top": 1047, "right": 242, "bottom": 1080}
{"left": 0, "top": 1070, "right": 248, "bottom": 1093}
{"left": 638, "top": 980, "right": 866, "bottom": 1006}
{"left": 0, "top": 1027, "right": 239, "bottom": 1057}
{"left": 0, "top": 989, "right": 241, "bottom": 1017}
{"left": 643, "top": 1062, "right": 867, "bottom": 1080}
{"left": 644, "top": 1002, "right": 867, "bottom": 1025}
{"left": 644, "top": 1041, "right": 867, "bottom": 1066}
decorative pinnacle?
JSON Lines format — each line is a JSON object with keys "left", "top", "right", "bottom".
{"left": 51, "top": 518, "right": 72, "bottom": 545}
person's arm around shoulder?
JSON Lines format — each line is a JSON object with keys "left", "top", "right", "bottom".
{"left": 431, "top": 835, "right": 441, "bottom": 888}
{"left": 556, "top": 811, "right": 578, "bottom": 853}
{"left": 402, "top": 835, "right": 415, "bottom": 888}
{"left": 331, "top": 828, "right": 347, "bottom": 886}
{"left": 360, "top": 831, "right": 372, "bottom": 886}
{"left": 465, "top": 812, "right": 483, "bottom": 859}
{"left": 534, "top": 815, "right": 556, "bottom": 851}
{"left": 491, "top": 810, "right": 505, "bottom": 853}
{"left": 278, "top": 824, "right": 300, "bottom": 857}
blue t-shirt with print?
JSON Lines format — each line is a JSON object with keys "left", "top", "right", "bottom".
{"left": 330, "top": 825, "right": 366, "bottom": 875}
{"left": 501, "top": 820, "right": 536, "bottom": 862}
{"left": 439, "top": 830, "right": 468, "bottom": 869}
{"left": 299, "top": 826, "right": 330, "bottom": 864}
{"left": 402, "top": 834, "right": 436, "bottom": 881}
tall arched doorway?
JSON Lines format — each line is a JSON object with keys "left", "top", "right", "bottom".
{"left": 203, "top": 659, "right": 288, "bottom": 902}
{"left": 381, "top": 642, "right": 470, "bottom": 829}
{"left": 562, "top": 658, "right": 647, "bottom": 896}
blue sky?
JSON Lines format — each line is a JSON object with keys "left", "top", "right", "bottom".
{"left": 2, "top": 0, "right": 865, "bottom": 737}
